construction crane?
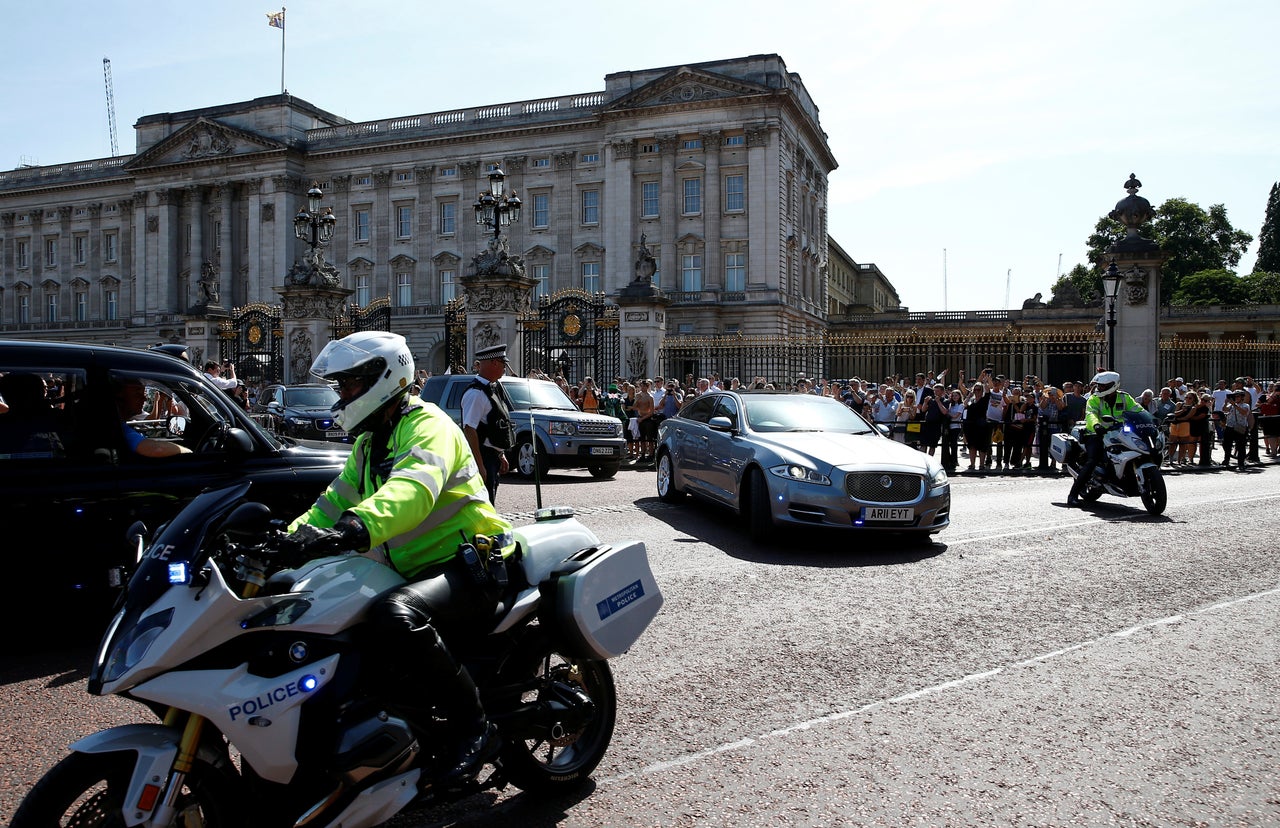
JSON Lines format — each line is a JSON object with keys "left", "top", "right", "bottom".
{"left": 103, "top": 57, "right": 119, "bottom": 157}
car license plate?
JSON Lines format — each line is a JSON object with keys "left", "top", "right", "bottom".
{"left": 326, "top": 430, "right": 347, "bottom": 439}
{"left": 861, "top": 506, "right": 914, "bottom": 521}
{"left": 590, "top": 446, "right": 614, "bottom": 456}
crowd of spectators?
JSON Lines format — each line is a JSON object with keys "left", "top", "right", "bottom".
{"left": 525, "top": 366, "right": 1280, "bottom": 473}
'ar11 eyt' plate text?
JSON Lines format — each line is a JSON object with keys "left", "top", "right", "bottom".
{"left": 861, "top": 506, "right": 914, "bottom": 521}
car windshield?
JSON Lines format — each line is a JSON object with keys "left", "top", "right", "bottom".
{"left": 504, "top": 380, "right": 577, "bottom": 411}
{"left": 743, "top": 394, "right": 876, "bottom": 434}
{"left": 284, "top": 387, "right": 338, "bottom": 408}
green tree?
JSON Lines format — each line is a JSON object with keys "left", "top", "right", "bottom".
{"left": 1170, "top": 269, "right": 1248, "bottom": 305}
{"left": 1239, "top": 270, "right": 1280, "bottom": 304}
{"left": 1048, "top": 263, "right": 1101, "bottom": 307}
{"left": 1074, "top": 197, "right": 1253, "bottom": 304}
{"left": 1254, "top": 182, "right": 1280, "bottom": 274}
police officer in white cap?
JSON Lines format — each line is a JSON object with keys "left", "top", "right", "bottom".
{"left": 462, "top": 344, "right": 516, "bottom": 504}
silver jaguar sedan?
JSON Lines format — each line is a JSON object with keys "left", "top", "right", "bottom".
{"left": 655, "top": 390, "right": 950, "bottom": 541}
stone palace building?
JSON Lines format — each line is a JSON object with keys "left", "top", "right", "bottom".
{"left": 0, "top": 54, "right": 838, "bottom": 379}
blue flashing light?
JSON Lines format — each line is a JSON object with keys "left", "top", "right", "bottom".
{"left": 299, "top": 674, "right": 319, "bottom": 692}
{"left": 167, "top": 561, "right": 190, "bottom": 585}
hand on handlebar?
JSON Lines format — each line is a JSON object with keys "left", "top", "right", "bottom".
{"left": 279, "top": 515, "right": 370, "bottom": 565}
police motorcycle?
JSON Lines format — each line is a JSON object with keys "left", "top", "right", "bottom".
{"left": 1050, "top": 409, "right": 1168, "bottom": 515}
{"left": 12, "top": 481, "right": 663, "bottom": 828}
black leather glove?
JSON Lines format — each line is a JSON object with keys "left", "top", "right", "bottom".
{"left": 280, "top": 514, "right": 369, "bottom": 562}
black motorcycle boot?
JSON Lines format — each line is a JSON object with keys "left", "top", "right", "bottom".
{"left": 1066, "top": 469, "right": 1087, "bottom": 506}
{"left": 409, "top": 624, "right": 498, "bottom": 783}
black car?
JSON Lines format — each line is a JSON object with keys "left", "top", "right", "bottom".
{"left": 0, "top": 340, "right": 350, "bottom": 636}
{"left": 252, "top": 383, "right": 351, "bottom": 443}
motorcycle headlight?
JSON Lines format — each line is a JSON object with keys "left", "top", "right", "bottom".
{"left": 548, "top": 421, "right": 576, "bottom": 437}
{"left": 101, "top": 607, "right": 174, "bottom": 684}
{"left": 769, "top": 463, "right": 831, "bottom": 486}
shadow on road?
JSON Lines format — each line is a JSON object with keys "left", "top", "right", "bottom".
{"left": 636, "top": 495, "right": 946, "bottom": 568}
{"left": 392, "top": 778, "right": 599, "bottom": 828}
{"left": 1, "top": 643, "right": 95, "bottom": 687}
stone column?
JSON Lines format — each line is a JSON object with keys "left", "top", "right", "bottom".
{"left": 373, "top": 169, "right": 392, "bottom": 300}
{"left": 276, "top": 284, "right": 354, "bottom": 384}
{"left": 242, "top": 178, "right": 264, "bottom": 301}
{"left": 218, "top": 183, "right": 235, "bottom": 306}
{"left": 156, "top": 189, "right": 177, "bottom": 314}
{"left": 131, "top": 190, "right": 148, "bottom": 324}
{"left": 658, "top": 135, "right": 678, "bottom": 290}
{"left": 617, "top": 262, "right": 670, "bottom": 382}
{"left": 606, "top": 141, "right": 635, "bottom": 293}
{"left": 186, "top": 186, "right": 204, "bottom": 311}
{"left": 461, "top": 237, "right": 535, "bottom": 376}
{"left": 1106, "top": 174, "right": 1165, "bottom": 394}
{"left": 701, "top": 131, "right": 722, "bottom": 291}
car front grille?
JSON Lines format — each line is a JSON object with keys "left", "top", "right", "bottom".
{"left": 575, "top": 421, "right": 618, "bottom": 437}
{"left": 845, "top": 472, "right": 923, "bottom": 503}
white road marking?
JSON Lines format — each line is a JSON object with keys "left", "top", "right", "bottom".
{"left": 602, "top": 583, "right": 1280, "bottom": 783}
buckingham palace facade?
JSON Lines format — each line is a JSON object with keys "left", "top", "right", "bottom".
{"left": 0, "top": 54, "right": 837, "bottom": 374}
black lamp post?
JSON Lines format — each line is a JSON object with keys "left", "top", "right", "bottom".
{"left": 473, "top": 167, "right": 522, "bottom": 243}
{"left": 1101, "top": 260, "right": 1123, "bottom": 370}
{"left": 293, "top": 182, "right": 337, "bottom": 254}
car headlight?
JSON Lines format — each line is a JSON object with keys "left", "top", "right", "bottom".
{"left": 549, "top": 421, "right": 576, "bottom": 437}
{"left": 769, "top": 463, "right": 831, "bottom": 486}
{"left": 286, "top": 416, "right": 310, "bottom": 427}
{"left": 929, "top": 467, "right": 949, "bottom": 488}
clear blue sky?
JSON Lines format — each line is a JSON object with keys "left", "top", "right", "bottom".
{"left": 2, "top": 0, "right": 1275, "bottom": 311}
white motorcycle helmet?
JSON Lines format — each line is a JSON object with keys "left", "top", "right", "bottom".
{"left": 310, "top": 331, "right": 414, "bottom": 434}
{"left": 1092, "top": 370, "right": 1120, "bottom": 396}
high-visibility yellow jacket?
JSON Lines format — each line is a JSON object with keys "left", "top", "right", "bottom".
{"left": 1083, "top": 391, "right": 1144, "bottom": 434}
{"left": 290, "top": 396, "right": 512, "bottom": 579}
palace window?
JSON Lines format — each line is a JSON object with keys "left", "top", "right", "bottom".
{"left": 725, "top": 174, "right": 745, "bottom": 212}
{"left": 681, "top": 255, "right": 702, "bottom": 292}
{"left": 355, "top": 274, "right": 371, "bottom": 306}
{"left": 580, "top": 190, "right": 599, "bottom": 225}
{"left": 641, "top": 182, "right": 660, "bottom": 218}
{"left": 581, "top": 262, "right": 600, "bottom": 294}
{"left": 532, "top": 264, "right": 550, "bottom": 300}
{"left": 396, "top": 272, "right": 412, "bottom": 306}
{"left": 354, "top": 209, "right": 371, "bottom": 242}
{"left": 725, "top": 253, "right": 746, "bottom": 292}
{"left": 396, "top": 205, "right": 413, "bottom": 238}
{"left": 440, "top": 269, "right": 457, "bottom": 303}
{"left": 682, "top": 178, "right": 701, "bottom": 215}
{"left": 439, "top": 202, "right": 456, "bottom": 235}
{"left": 532, "top": 193, "right": 550, "bottom": 228}
{"left": 103, "top": 232, "right": 117, "bottom": 262}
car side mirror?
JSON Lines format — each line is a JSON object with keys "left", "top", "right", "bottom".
{"left": 168, "top": 416, "right": 187, "bottom": 436}
{"left": 708, "top": 416, "right": 735, "bottom": 432}
{"left": 875, "top": 423, "right": 892, "bottom": 437}
{"left": 267, "top": 402, "right": 283, "bottom": 414}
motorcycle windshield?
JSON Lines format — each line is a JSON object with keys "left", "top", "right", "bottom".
{"left": 124, "top": 482, "right": 253, "bottom": 612}
{"left": 1122, "top": 409, "right": 1160, "bottom": 438}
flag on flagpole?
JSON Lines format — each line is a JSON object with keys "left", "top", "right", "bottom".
{"left": 267, "top": 10, "right": 284, "bottom": 29}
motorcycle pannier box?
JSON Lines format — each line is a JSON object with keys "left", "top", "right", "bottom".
{"left": 1048, "top": 432, "right": 1074, "bottom": 464}
{"left": 548, "top": 541, "right": 664, "bottom": 660}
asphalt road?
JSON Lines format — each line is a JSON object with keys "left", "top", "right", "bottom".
{"left": 3, "top": 459, "right": 1278, "bottom": 827}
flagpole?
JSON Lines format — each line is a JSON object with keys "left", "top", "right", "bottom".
{"left": 280, "top": 7, "right": 286, "bottom": 94}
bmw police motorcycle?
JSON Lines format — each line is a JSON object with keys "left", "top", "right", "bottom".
{"left": 1051, "top": 408, "right": 1168, "bottom": 516}
{"left": 12, "top": 482, "right": 662, "bottom": 827}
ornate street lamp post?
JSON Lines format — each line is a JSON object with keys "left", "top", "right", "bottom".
{"left": 1101, "top": 260, "right": 1123, "bottom": 370}
{"left": 473, "top": 167, "right": 522, "bottom": 244}
{"left": 293, "top": 182, "right": 337, "bottom": 254}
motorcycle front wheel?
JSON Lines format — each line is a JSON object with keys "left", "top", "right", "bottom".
{"left": 11, "top": 750, "right": 242, "bottom": 828}
{"left": 1140, "top": 467, "right": 1167, "bottom": 515}
{"left": 499, "top": 650, "right": 617, "bottom": 793}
